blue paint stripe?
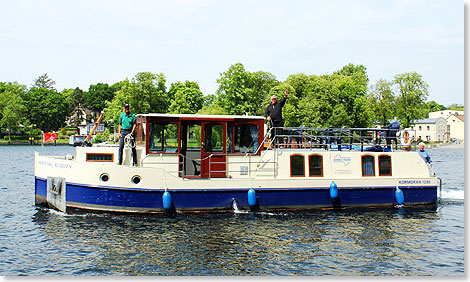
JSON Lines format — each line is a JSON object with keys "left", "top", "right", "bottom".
{"left": 36, "top": 176, "right": 437, "bottom": 193}
{"left": 35, "top": 177, "right": 438, "bottom": 211}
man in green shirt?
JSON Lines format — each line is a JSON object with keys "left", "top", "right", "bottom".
{"left": 118, "top": 104, "right": 137, "bottom": 165}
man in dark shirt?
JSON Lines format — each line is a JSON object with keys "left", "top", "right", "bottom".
{"left": 265, "top": 90, "right": 288, "bottom": 145}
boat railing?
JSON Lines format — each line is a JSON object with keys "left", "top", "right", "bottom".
{"left": 206, "top": 125, "right": 419, "bottom": 179}
{"left": 138, "top": 125, "right": 418, "bottom": 179}
{"left": 262, "top": 126, "right": 417, "bottom": 152}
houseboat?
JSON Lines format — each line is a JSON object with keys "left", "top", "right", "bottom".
{"left": 34, "top": 113, "right": 440, "bottom": 214}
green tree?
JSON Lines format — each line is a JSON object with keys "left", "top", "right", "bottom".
{"left": 331, "top": 64, "right": 370, "bottom": 127}
{"left": 286, "top": 64, "right": 371, "bottom": 128}
{"left": 104, "top": 79, "right": 136, "bottom": 125}
{"left": 215, "top": 63, "right": 279, "bottom": 115}
{"left": 292, "top": 74, "right": 337, "bottom": 127}
{"left": 393, "top": 72, "right": 429, "bottom": 128}
{"left": 447, "top": 103, "right": 464, "bottom": 110}
{"left": 168, "top": 81, "right": 204, "bottom": 114}
{"left": 64, "top": 87, "right": 88, "bottom": 128}
{"left": 197, "top": 104, "right": 228, "bottom": 115}
{"left": 216, "top": 63, "right": 253, "bottom": 115}
{"left": 334, "top": 63, "right": 369, "bottom": 92}
{"left": 22, "top": 87, "right": 68, "bottom": 132}
{"left": 368, "top": 79, "right": 396, "bottom": 126}
{"left": 134, "top": 72, "right": 168, "bottom": 113}
{"left": 32, "top": 73, "right": 56, "bottom": 90}
{"left": 203, "top": 94, "right": 217, "bottom": 107}
{"left": 86, "top": 83, "right": 115, "bottom": 113}
{"left": 251, "top": 71, "right": 280, "bottom": 115}
{"left": 104, "top": 72, "right": 168, "bottom": 126}
{"left": 110, "top": 81, "right": 126, "bottom": 95}
{"left": 0, "top": 82, "right": 27, "bottom": 140}
{"left": 285, "top": 73, "right": 313, "bottom": 100}
{"left": 425, "top": 100, "right": 446, "bottom": 113}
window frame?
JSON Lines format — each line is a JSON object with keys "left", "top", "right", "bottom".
{"left": 86, "top": 153, "right": 114, "bottom": 162}
{"left": 148, "top": 122, "right": 179, "bottom": 154}
{"left": 228, "top": 121, "right": 262, "bottom": 155}
{"left": 361, "top": 154, "right": 375, "bottom": 177}
{"left": 378, "top": 154, "right": 392, "bottom": 176}
{"left": 308, "top": 154, "right": 323, "bottom": 177}
{"left": 290, "top": 154, "right": 305, "bottom": 177}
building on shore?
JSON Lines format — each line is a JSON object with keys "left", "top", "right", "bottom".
{"left": 409, "top": 117, "right": 447, "bottom": 143}
{"left": 445, "top": 113, "right": 464, "bottom": 142}
{"left": 428, "top": 110, "right": 464, "bottom": 119}
{"left": 408, "top": 110, "right": 464, "bottom": 143}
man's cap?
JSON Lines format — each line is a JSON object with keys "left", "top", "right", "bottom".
{"left": 271, "top": 95, "right": 277, "bottom": 100}
{"left": 418, "top": 142, "right": 425, "bottom": 147}
{"left": 124, "top": 104, "right": 130, "bottom": 108}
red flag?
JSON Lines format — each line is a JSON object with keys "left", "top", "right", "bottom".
{"left": 44, "top": 132, "right": 58, "bottom": 143}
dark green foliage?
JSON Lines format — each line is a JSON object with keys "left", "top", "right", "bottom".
{"left": 86, "top": 83, "right": 115, "bottom": 112}
{"left": 0, "top": 65, "right": 458, "bottom": 138}
{"left": 215, "top": 63, "right": 280, "bottom": 116}
{"left": 168, "top": 81, "right": 204, "bottom": 114}
{"left": 22, "top": 87, "right": 68, "bottom": 132}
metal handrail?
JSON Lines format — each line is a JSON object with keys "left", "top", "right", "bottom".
{"left": 137, "top": 125, "right": 419, "bottom": 178}
{"left": 263, "top": 126, "right": 418, "bottom": 152}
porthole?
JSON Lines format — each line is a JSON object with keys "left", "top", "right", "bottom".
{"left": 100, "top": 173, "right": 110, "bottom": 182}
{"left": 131, "top": 175, "right": 142, "bottom": 185}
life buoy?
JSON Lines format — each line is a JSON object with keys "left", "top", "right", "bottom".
{"left": 400, "top": 130, "right": 411, "bottom": 146}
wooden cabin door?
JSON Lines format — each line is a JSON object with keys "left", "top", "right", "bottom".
{"left": 201, "top": 122, "right": 227, "bottom": 178}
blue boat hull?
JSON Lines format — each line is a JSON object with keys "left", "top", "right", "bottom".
{"left": 35, "top": 177, "right": 438, "bottom": 213}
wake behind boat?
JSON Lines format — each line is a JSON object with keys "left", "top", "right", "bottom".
{"left": 34, "top": 113, "right": 440, "bottom": 214}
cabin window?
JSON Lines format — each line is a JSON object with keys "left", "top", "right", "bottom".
{"left": 290, "top": 154, "right": 305, "bottom": 177}
{"left": 135, "top": 121, "right": 145, "bottom": 145}
{"left": 379, "top": 155, "right": 392, "bottom": 176}
{"left": 149, "top": 123, "right": 178, "bottom": 153}
{"left": 234, "top": 124, "right": 259, "bottom": 153}
{"left": 86, "top": 153, "right": 114, "bottom": 162}
{"left": 204, "top": 123, "right": 224, "bottom": 153}
{"left": 361, "top": 155, "right": 375, "bottom": 176}
{"left": 308, "top": 155, "right": 323, "bottom": 177}
{"left": 227, "top": 125, "right": 233, "bottom": 153}
{"left": 185, "top": 124, "right": 201, "bottom": 150}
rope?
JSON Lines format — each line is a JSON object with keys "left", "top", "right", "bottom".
{"left": 124, "top": 134, "right": 135, "bottom": 148}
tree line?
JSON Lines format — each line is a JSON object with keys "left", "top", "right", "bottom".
{"left": 0, "top": 63, "right": 463, "bottom": 140}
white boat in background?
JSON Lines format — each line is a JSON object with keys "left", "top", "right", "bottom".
{"left": 35, "top": 113, "right": 440, "bottom": 214}
{"left": 68, "top": 135, "right": 88, "bottom": 147}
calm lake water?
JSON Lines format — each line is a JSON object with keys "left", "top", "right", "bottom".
{"left": 0, "top": 145, "right": 464, "bottom": 276}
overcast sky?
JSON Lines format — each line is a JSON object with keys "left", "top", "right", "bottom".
{"left": 0, "top": 0, "right": 464, "bottom": 106}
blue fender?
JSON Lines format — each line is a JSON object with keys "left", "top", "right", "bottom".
{"left": 162, "top": 191, "right": 172, "bottom": 211}
{"left": 330, "top": 181, "right": 338, "bottom": 199}
{"left": 395, "top": 187, "right": 405, "bottom": 205}
{"left": 247, "top": 188, "right": 257, "bottom": 207}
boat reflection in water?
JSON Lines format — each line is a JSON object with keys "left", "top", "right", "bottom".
{"left": 31, "top": 205, "right": 440, "bottom": 275}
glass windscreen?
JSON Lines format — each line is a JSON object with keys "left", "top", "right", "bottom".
{"left": 149, "top": 123, "right": 178, "bottom": 153}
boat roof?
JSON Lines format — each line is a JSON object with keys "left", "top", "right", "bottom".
{"left": 137, "top": 113, "right": 265, "bottom": 120}
{"left": 412, "top": 117, "right": 446, "bottom": 124}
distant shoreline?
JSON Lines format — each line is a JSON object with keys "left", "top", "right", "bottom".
{"left": 0, "top": 141, "right": 464, "bottom": 149}
{"left": 0, "top": 142, "right": 69, "bottom": 146}
{"left": 433, "top": 142, "right": 464, "bottom": 149}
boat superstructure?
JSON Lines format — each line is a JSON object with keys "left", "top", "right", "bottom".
{"left": 35, "top": 113, "right": 439, "bottom": 214}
